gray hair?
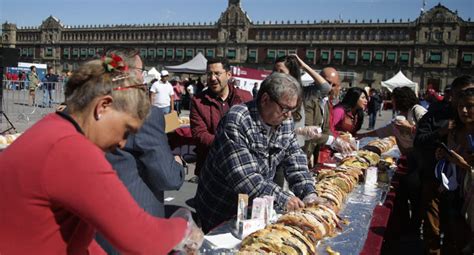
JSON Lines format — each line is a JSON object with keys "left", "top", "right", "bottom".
{"left": 65, "top": 59, "right": 150, "bottom": 121}
{"left": 257, "top": 72, "right": 302, "bottom": 108}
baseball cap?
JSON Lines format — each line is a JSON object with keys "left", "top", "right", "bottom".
{"left": 160, "top": 70, "right": 169, "bottom": 77}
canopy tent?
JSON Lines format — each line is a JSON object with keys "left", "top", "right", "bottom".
{"left": 143, "top": 67, "right": 160, "bottom": 84}
{"left": 164, "top": 52, "right": 207, "bottom": 74}
{"left": 381, "top": 71, "right": 418, "bottom": 94}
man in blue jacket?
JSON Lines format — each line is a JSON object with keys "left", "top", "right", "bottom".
{"left": 95, "top": 47, "right": 185, "bottom": 254}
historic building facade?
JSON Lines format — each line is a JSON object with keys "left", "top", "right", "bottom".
{"left": 1, "top": 0, "right": 473, "bottom": 91}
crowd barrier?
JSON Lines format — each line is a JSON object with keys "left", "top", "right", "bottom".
{"left": 1, "top": 80, "right": 66, "bottom": 133}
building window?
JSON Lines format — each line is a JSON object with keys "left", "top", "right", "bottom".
{"left": 96, "top": 48, "right": 104, "bottom": 56}
{"left": 400, "top": 52, "right": 410, "bottom": 62}
{"left": 140, "top": 49, "right": 147, "bottom": 58}
{"left": 435, "top": 32, "right": 443, "bottom": 40}
{"left": 347, "top": 51, "right": 356, "bottom": 61}
{"left": 333, "top": 51, "right": 343, "bottom": 61}
{"left": 88, "top": 48, "right": 96, "bottom": 58}
{"left": 20, "top": 48, "right": 27, "bottom": 57}
{"left": 185, "top": 49, "right": 194, "bottom": 58}
{"left": 362, "top": 52, "right": 371, "bottom": 62}
{"left": 206, "top": 49, "right": 214, "bottom": 58}
{"left": 463, "top": 53, "right": 473, "bottom": 64}
{"left": 429, "top": 52, "right": 442, "bottom": 63}
{"left": 306, "top": 50, "right": 315, "bottom": 63}
{"left": 157, "top": 49, "right": 165, "bottom": 59}
{"left": 386, "top": 52, "right": 397, "bottom": 62}
{"left": 226, "top": 49, "right": 236, "bottom": 59}
{"left": 63, "top": 48, "right": 70, "bottom": 59}
{"left": 267, "top": 49, "right": 276, "bottom": 61}
{"left": 80, "top": 48, "right": 87, "bottom": 58}
{"left": 321, "top": 51, "right": 329, "bottom": 61}
{"left": 73, "top": 48, "right": 80, "bottom": 58}
{"left": 374, "top": 52, "right": 383, "bottom": 62}
{"left": 277, "top": 50, "right": 286, "bottom": 58}
{"left": 45, "top": 47, "right": 53, "bottom": 57}
{"left": 176, "top": 49, "right": 184, "bottom": 59}
{"left": 148, "top": 48, "right": 156, "bottom": 58}
{"left": 288, "top": 49, "right": 296, "bottom": 55}
{"left": 248, "top": 50, "right": 257, "bottom": 62}
{"left": 166, "top": 49, "right": 174, "bottom": 59}
{"left": 196, "top": 49, "right": 204, "bottom": 55}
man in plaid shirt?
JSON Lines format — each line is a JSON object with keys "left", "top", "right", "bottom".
{"left": 195, "top": 72, "right": 318, "bottom": 233}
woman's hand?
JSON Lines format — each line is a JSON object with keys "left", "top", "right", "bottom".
{"left": 446, "top": 150, "right": 472, "bottom": 172}
{"left": 394, "top": 119, "right": 412, "bottom": 132}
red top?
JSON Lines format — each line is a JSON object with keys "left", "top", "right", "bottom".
{"left": 190, "top": 85, "right": 252, "bottom": 174}
{"left": 0, "top": 113, "right": 186, "bottom": 254}
{"left": 331, "top": 105, "right": 358, "bottom": 136}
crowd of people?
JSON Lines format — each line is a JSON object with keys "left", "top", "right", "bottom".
{"left": 0, "top": 46, "right": 472, "bottom": 254}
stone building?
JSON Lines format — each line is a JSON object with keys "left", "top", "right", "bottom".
{"left": 1, "top": 0, "right": 473, "bottom": 91}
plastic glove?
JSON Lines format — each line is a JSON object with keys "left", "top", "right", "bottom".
{"left": 331, "top": 137, "right": 355, "bottom": 155}
{"left": 295, "top": 126, "right": 322, "bottom": 140}
{"left": 302, "top": 193, "right": 327, "bottom": 206}
{"left": 172, "top": 208, "right": 204, "bottom": 253}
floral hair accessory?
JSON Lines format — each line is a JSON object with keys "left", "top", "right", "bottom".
{"left": 102, "top": 53, "right": 129, "bottom": 72}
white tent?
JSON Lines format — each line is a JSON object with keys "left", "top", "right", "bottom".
{"left": 381, "top": 71, "right": 418, "bottom": 94}
{"left": 144, "top": 67, "right": 160, "bottom": 83}
{"left": 165, "top": 52, "right": 207, "bottom": 74}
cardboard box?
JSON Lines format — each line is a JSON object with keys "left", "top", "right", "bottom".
{"left": 164, "top": 111, "right": 180, "bottom": 133}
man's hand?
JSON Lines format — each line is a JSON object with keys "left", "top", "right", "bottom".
{"left": 285, "top": 196, "right": 305, "bottom": 211}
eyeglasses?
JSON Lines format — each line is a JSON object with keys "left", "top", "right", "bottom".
{"left": 113, "top": 83, "right": 147, "bottom": 91}
{"left": 268, "top": 94, "right": 298, "bottom": 114}
{"left": 206, "top": 71, "right": 226, "bottom": 77}
{"left": 130, "top": 66, "right": 146, "bottom": 72}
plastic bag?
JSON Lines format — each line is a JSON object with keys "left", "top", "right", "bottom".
{"left": 171, "top": 208, "right": 204, "bottom": 254}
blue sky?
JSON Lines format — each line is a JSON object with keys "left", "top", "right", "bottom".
{"left": 0, "top": 0, "right": 472, "bottom": 27}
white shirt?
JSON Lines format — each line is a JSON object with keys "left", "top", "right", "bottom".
{"left": 150, "top": 80, "right": 174, "bottom": 108}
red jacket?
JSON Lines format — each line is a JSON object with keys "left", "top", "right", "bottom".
{"left": 190, "top": 85, "right": 252, "bottom": 174}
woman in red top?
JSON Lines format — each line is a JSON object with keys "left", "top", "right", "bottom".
{"left": 0, "top": 57, "right": 198, "bottom": 254}
{"left": 331, "top": 87, "right": 368, "bottom": 136}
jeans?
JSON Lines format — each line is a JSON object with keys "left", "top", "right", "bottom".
{"left": 174, "top": 100, "right": 182, "bottom": 115}
{"left": 368, "top": 112, "right": 377, "bottom": 129}
{"left": 42, "top": 89, "right": 54, "bottom": 107}
{"left": 159, "top": 106, "right": 171, "bottom": 114}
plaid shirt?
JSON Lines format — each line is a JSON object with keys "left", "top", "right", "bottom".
{"left": 195, "top": 101, "right": 315, "bottom": 231}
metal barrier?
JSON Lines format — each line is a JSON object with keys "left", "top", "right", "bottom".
{"left": 1, "top": 80, "right": 66, "bottom": 127}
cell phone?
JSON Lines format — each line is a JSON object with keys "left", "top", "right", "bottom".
{"left": 438, "top": 142, "right": 454, "bottom": 157}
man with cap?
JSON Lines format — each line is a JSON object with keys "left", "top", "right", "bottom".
{"left": 150, "top": 70, "right": 174, "bottom": 114}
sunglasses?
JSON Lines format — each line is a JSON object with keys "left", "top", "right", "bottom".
{"left": 113, "top": 83, "right": 147, "bottom": 91}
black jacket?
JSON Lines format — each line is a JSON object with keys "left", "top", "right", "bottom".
{"left": 413, "top": 100, "right": 453, "bottom": 179}
{"left": 367, "top": 94, "right": 382, "bottom": 113}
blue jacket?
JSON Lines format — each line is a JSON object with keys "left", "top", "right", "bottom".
{"left": 96, "top": 106, "right": 185, "bottom": 254}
